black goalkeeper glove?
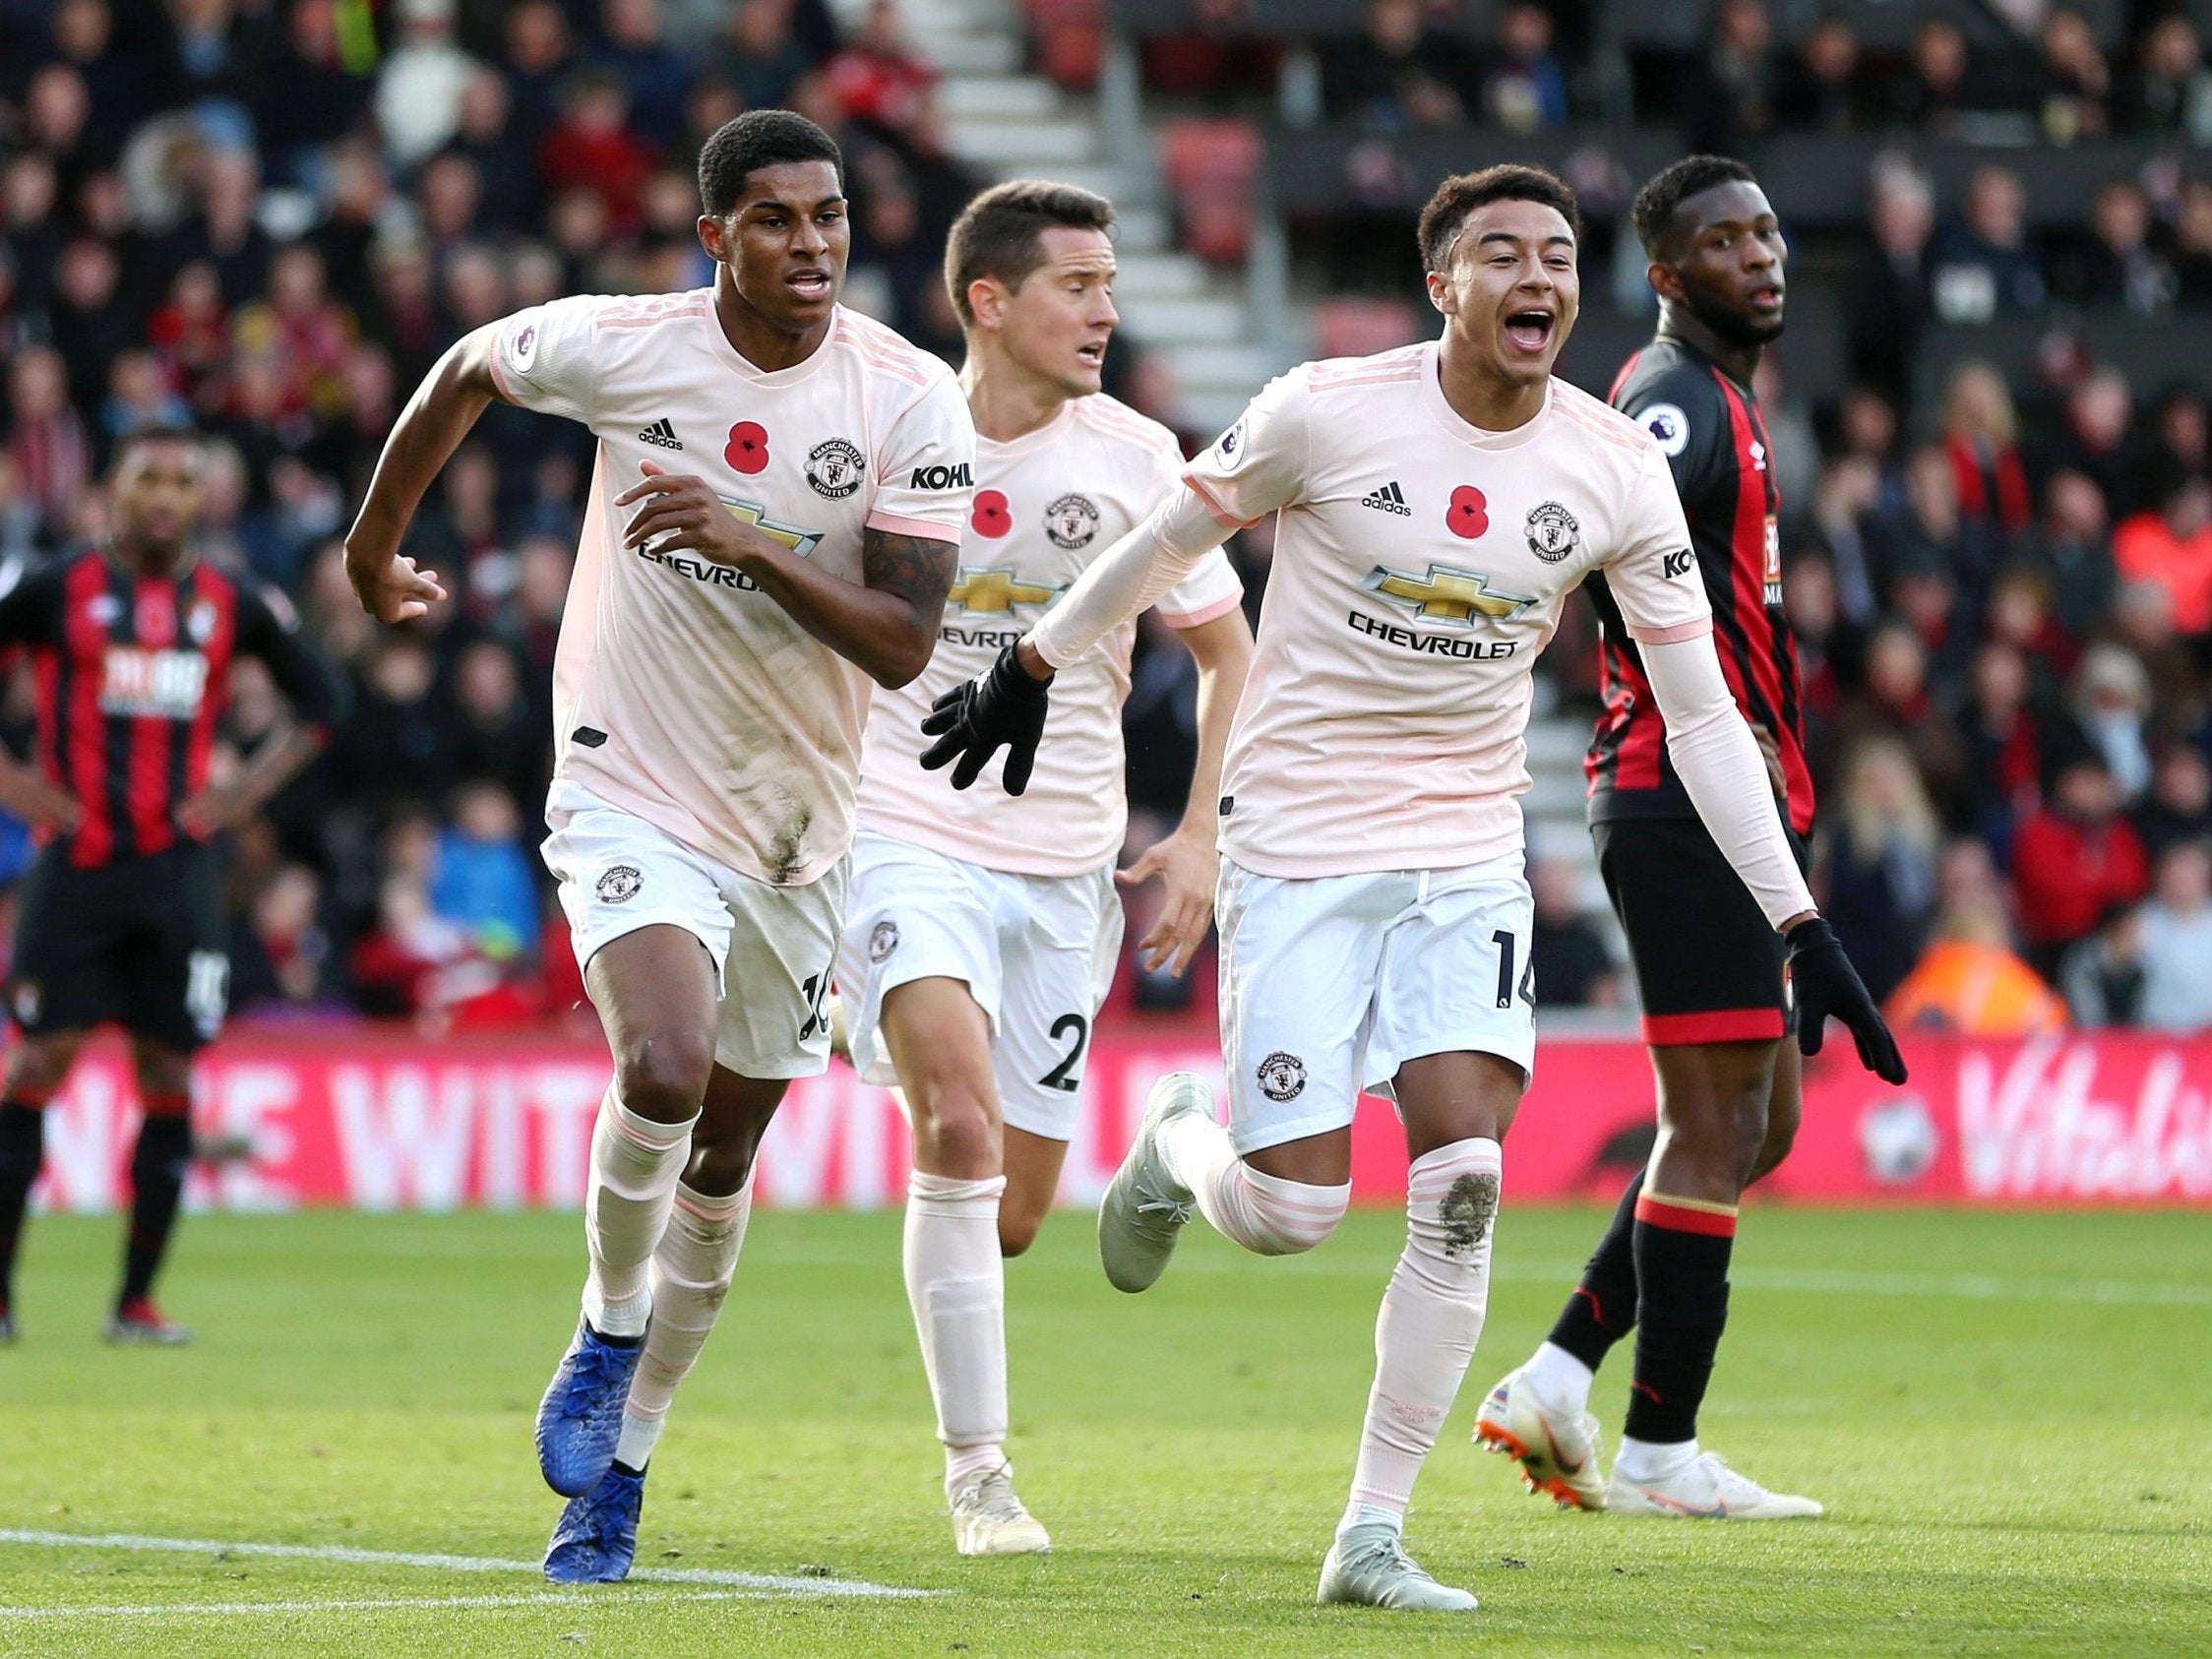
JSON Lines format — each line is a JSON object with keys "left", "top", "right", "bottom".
{"left": 918, "top": 643, "right": 1052, "bottom": 794}
{"left": 1786, "top": 915, "right": 1908, "bottom": 1084}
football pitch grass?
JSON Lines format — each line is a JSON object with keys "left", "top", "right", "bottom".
{"left": 2, "top": 1205, "right": 2206, "bottom": 1656}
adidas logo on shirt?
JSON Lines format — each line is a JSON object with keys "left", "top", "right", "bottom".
{"left": 1361, "top": 481, "right": 1411, "bottom": 516}
{"left": 639, "top": 418, "right": 683, "bottom": 450}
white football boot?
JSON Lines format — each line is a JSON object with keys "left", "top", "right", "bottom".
{"left": 948, "top": 1463, "right": 1052, "bottom": 1556}
{"left": 1096, "top": 1072, "right": 1211, "bottom": 1293}
{"left": 1473, "top": 1364, "right": 1608, "bottom": 1511}
{"left": 1317, "top": 1523, "right": 1478, "bottom": 1612}
{"left": 1605, "top": 1450, "right": 1824, "bottom": 1519}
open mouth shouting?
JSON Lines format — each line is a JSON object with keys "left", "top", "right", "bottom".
{"left": 1503, "top": 307, "right": 1557, "bottom": 355}
{"left": 786, "top": 267, "right": 834, "bottom": 304}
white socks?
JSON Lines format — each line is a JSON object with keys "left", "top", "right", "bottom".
{"left": 1524, "top": 1340, "right": 1596, "bottom": 1415}
{"left": 1345, "top": 1137, "right": 1504, "bottom": 1529}
{"left": 1615, "top": 1436, "right": 1700, "bottom": 1483}
{"left": 1157, "top": 1112, "right": 1349, "bottom": 1257}
{"left": 903, "top": 1170, "right": 1011, "bottom": 1495}
{"left": 614, "top": 1176, "right": 753, "bottom": 1470}
{"left": 582, "top": 1089, "right": 699, "bottom": 1339}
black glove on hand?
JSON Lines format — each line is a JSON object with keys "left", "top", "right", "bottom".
{"left": 1786, "top": 915, "right": 1908, "bottom": 1084}
{"left": 919, "top": 643, "right": 1052, "bottom": 794}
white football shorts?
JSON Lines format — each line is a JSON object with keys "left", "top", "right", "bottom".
{"left": 542, "top": 781, "right": 848, "bottom": 1079}
{"left": 1216, "top": 853, "right": 1536, "bottom": 1154}
{"left": 835, "top": 831, "right": 1123, "bottom": 1140}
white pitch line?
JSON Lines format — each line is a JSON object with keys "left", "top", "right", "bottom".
{"left": 0, "top": 1529, "right": 937, "bottom": 1599}
{"left": 0, "top": 1590, "right": 773, "bottom": 1621}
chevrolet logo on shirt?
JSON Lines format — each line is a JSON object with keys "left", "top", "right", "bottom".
{"left": 948, "top": 568, "right": 1063, "bottom": 614}
{"left": 720, "top": 497, "right": 823, "bottom": 558}
{"left": 1362, "top": 564, "right": 1537, "bottom": 624}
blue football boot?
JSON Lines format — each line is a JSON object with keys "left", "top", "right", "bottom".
{"left": 544, "top": 1462, "right": 645, "bottom": 1583}
{"left": 535, "top": 1318, "right": 646, "bottom": 1496}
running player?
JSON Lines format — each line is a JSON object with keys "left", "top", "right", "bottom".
{"left": 920, "top": 164, "right": 1905, "bottom": 1611}
{"left": 0, "top": 427, "right": 344, "bottom": 1346}
{"left": 838, "top": 180, "right": 1253, "bottom": 1556}
{"left": 341, "top": 110, "right": 972, "bottom": 1582}
{"left": 1478, "top": 155, "right": 1826, "bottom": 1521}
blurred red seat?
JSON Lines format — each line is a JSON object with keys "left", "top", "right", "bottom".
{"left": 1025, "top": 0, "right": 1103, "bottom": 88}
{"left": 1161, "top": 118, "right": 1262, "bottom": 267}
{"left": 1310, "top": 296, "right": 1422, "bottom": 360}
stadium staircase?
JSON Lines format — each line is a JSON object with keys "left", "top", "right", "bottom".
{"left": 896, "top": 0, "right": 1615, "bottom": 927}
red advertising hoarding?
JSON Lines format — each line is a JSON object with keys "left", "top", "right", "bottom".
{"left": 26, "top": 1027, "right": 2212, "bottom": 1213}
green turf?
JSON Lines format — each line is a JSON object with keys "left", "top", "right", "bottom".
{"left": 1, "top": 1204, "right": 2206, "bottom": 1655}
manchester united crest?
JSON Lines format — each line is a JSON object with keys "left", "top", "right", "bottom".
{"left": 596, "top": 865, "right": 643, "bottom": 904}
{"left": 1043, "top": 493, "right": 1101, "bottom": 551}
{"left": 805, "top": 438, "right": 866, "bottom": 500}
{"left": 1524, "top": 500, "right": 1581, "bottom": 563}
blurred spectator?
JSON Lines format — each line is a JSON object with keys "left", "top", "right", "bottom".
{"left": 1887, "top": 18, "right": 1982, "bottom": 137}
{"left": 716, "top": 0, "right": 819, "bottom": 111}
{"left": 348, "top": 873, "right": 534, "bottom": 1027}
{"left": 2112, "top": 472, "right": 2212, "bottom": 634}
{"left": 2132, "top": 386, "right": 2210, "bottom": 507}
{"left": 49, "top": 237, "right": 132, "bottom": 415}
{"left": 2067, "top": 643, "right": 2154, "bottom": 804}
{"left": 1941, "top": 361, "right": 2033, "bottom": 537}
{"left": 2011, "top": 753, "right": 2151, "bottom": 975}
{"left": 1885, "top": 892, "right": 2070, "bottom": 1035}
{"left": 2037, "top": 364, "right": 2135, "bottom": 514}
{"left": 593, "top": 0, "right": 695, "bottom": 150}
{"left": 2060, "top": 902, "right": 2146, "bottom": 1026}
{"left": 503, "top": 0, "right": 577, "bottom": 145}
{"left": 1681, "top": 0, "right": 1776, "bottom": 153}
{"left": 1822, "top": 736, "right": 1942, "bottom": 1004}
{"left": 256, "top": 0, "right": 373, "bottom": 187}
{"left": 1957, "top": 641, "right": 2046, "bottom": 846}
{"left": 1844, "top": 159, "right": 1935, "bottom": 405}
{"left": 230, "top": 863, "right": 335, "bottom": 1013}
{"left": 431, "top": 780, "right": 541, "bottom": 959}
{"left": 2120, "top": 14, "right": 2212, "bottom": 142}
{"left": 1481, "top": 4, "right": 1568, "bottom": 133}
{"left": 441, "top": 641, "right": 549, "bottom": 815}
{"left": 2177, "top": 181, "right": 2212, "bottom": 308}
{"left": 2135, "top": 839, "right": 2212, "bottom": 1031}
{"left": 377, "top": 0, "right": 483, "bottom": 170}
{"left": 1870, "top": 445, "right": 2002, "bottom": 630}
{"left": 537, "top": 69, "right": 656, "bottom": 234}
{"left": 2057, "top": 179, "right": 2177, "bottom": 314}
{"left": 1930, "top": 166, "right": 2047, "bottom": 324}
{"left": 1321, "top": 0, "right": 1479, "bottom": 128}
{"left": 5, "top": 346, "right": 92, "bottom": 545}
{"left": 1528, "top": 858, "right": 1620, "bottom": 1009}
{"left": 1775, "top": 15, "right": 1872, "bottom": 134}
{"left": 2033, "top": 7, "right": 2111, "bottom": 142}
{"left": 2133, "top": 746, "right": 2212, "bottom": 861}
{"left": 824, "top": 2, "right": 934, "bottom": 136}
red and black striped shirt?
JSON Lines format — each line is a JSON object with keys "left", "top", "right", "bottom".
{"left": 0, "top": 549, "right": 344, "bottom": 869}
{"left": 1584, "top": 338, "right": 1813, "bottom": 836}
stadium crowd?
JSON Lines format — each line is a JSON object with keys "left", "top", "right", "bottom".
{"left": 1, "top": 0, "right": 2209, "bottom": 1035}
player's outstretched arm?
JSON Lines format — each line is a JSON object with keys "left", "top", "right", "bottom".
{"left": 616, "top": 459, "right": 954, "bottom": 688}
{"left": 1641, "top": 633, "right": 1908, "bottom": 1084}
{"left": 919, "top": 483, "right": 1237, "bottom": 796}
{"left": 1117, "top": 607, "right": 1254, "bottom": 975}
{"left": 342, "top": 324, "right": 506, "bottom": 623}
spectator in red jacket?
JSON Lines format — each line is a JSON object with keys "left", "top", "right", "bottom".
{"left": 2011, "top": 752, "right": 2152, "bottom": 976}
{"left": 2112, "top": 470, "right": 2212, "bottom": 633}
{"left": 535, "top": 69, "right": 654, "bottom": 234}
{"left": 1941, "top": 359, "right": 2033, "bottom": 535}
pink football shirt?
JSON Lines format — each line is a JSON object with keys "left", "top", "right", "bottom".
{"left": 492, "top": 293, "right": 974, "bottom": 886}
{"left": 858, "top": 394, "right": 1242, "bottom": 876}
{"left": 1180, "top": 341, "right": 1708, "bottom": 879}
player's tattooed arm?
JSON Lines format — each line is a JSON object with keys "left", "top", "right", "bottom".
{"left": 861, "top": 526, "right": 958, "bottom": 647}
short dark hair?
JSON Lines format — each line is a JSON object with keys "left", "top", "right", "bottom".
{"left": 109, "top": 424, "right": 205, "bottom": 474}
{"left": 944, "top": 179, "right": 1117, "bottom": 326}
{"left": 1630, "top": 154, "right": 1759, "bottom": 259}
{"left": 696, "top": 109, "right": 843, "bottom": 219}
{"left": 1417, "top": 164, "right": 1582, "bottom": 273}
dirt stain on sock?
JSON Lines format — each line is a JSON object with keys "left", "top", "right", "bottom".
{"left": 1440, "top": 1171, "right": 1499, "bottom": 1257}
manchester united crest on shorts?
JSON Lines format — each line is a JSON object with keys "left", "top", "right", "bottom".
{"left": 1044, "top": 492, "right": 1101, "bottom": 550}
{"left": 1256, "top": 1051, "right": 1307, "bottom": 1102}
{"left": 596, "top": 865, "right": 643, "bottom": 904}
{"left": 806, "top": 438, "right": 866, "bottom": 500}
{"left": 870, "top": 919, "right": 899, "bottom": 962}
{"left": 1524, "top": 500, "right": 1580, "bottom": 563}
